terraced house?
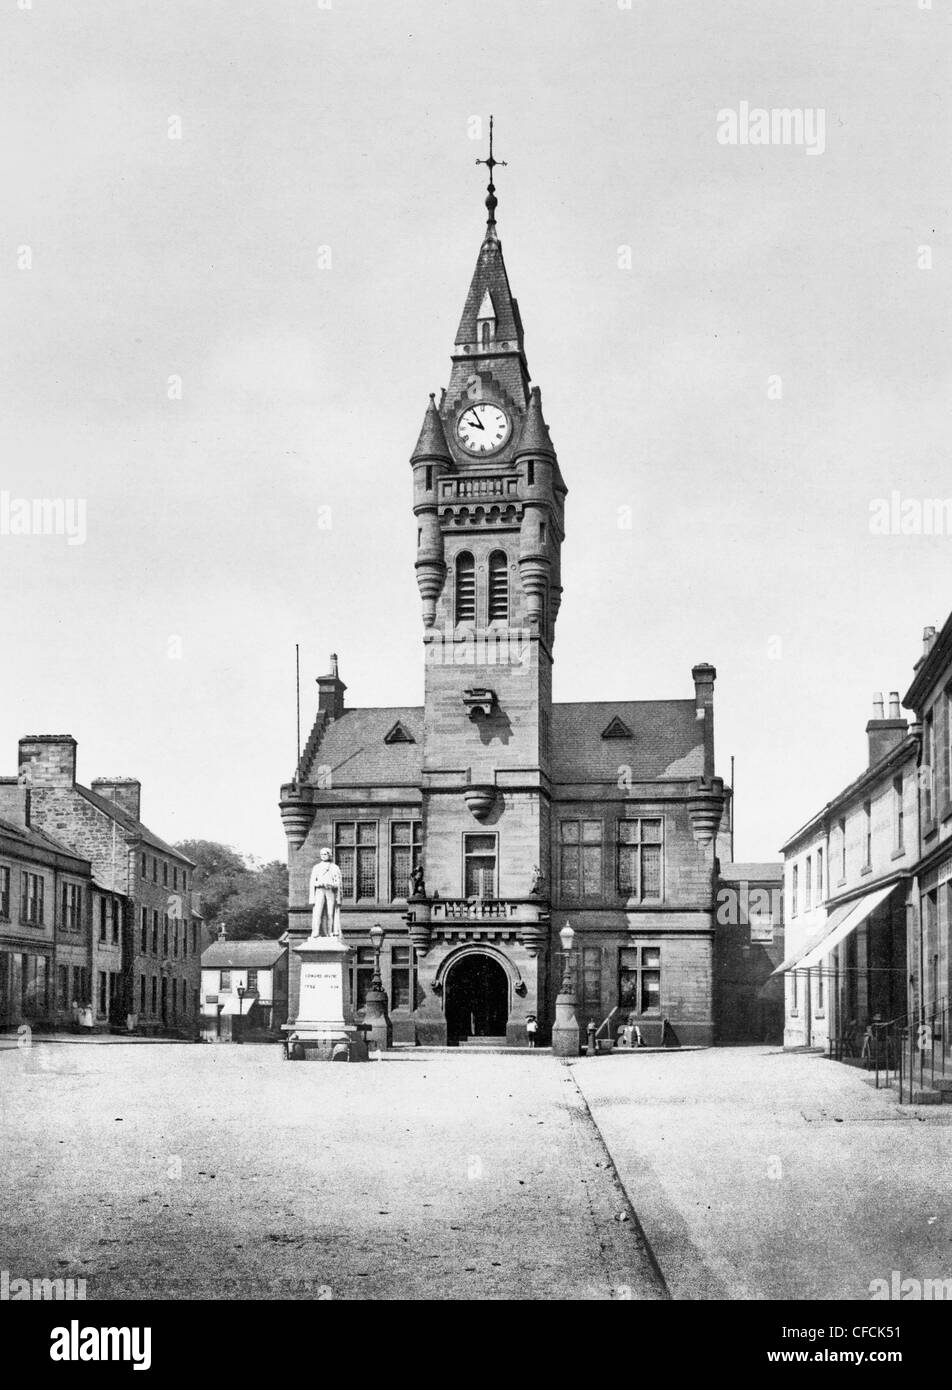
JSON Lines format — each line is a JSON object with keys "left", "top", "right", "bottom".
{"left": 13, "top": 735, "right": 203, "bottom": 1036}
{"left": 0, "top": 780, "right": 91, "bottom": 1029}
{"left": 279, "top": 165, "right": 731, "bottom": 1047}
{"left": 777, "top": 694, "right": 916, "bottom": 1054}
{"left": 778, "top": 613, "right": 952, "bottom": 1101}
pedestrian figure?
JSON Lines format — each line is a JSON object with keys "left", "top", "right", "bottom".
{"left": 526, "top": 1014, "right": 538, "bottom": 1048}
{"left": 619, "top": 1011, "right": 645, "bottom": 1048}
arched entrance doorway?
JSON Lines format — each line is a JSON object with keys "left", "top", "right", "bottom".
{"left": 445, "top": 953, "right": 509, "bottom": 1043}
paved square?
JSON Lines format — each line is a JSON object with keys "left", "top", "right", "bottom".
{"left": 0, "top": 1041, "right": 663, "bottom": 1301}
{"left": 572, "top": 1046, "right": 952, "bottom": 1300}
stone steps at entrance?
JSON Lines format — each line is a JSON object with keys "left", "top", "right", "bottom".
{"left": 458, "top": 1037, "right": 508, "bottom": 1047}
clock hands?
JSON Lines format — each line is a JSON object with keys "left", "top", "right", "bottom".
{"left": 464, "top": 408, "right": 485, "bottom": 430}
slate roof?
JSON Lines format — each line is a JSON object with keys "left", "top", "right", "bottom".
{"left": 455, "top": 228, "right": 522, "bottom": 346}
{"left": 302, "top": 707, "right": 424, "bottom": 786}
{"left": 77, "top": 784, "right": 195, "bottom": 864}
{"left": 202, "top": 939, "right": 286, "bottom": 969}
{"left": 0, "top": 814, "right": 91, "bottom": 867}
{"left": 551, "top": 701, "right": 704, "bottom": 783}
{"left": 299, "top": 700, "right": 705, "bottom": 788}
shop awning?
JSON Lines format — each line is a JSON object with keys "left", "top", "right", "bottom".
{"left": 769, "top": 900, "right": 855, "bottom": 977}
{"left": 795, "top": 882, "right": 897, "bottom": 972}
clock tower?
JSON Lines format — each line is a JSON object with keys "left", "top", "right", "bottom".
{"left": 281, "top": 124, "right": 728, "bottom": 1053}
{"left": 406, "top": 126, "right": 567, "bottom": 1043}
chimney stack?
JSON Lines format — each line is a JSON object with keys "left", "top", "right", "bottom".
{"left": 18, "top": 735, "right": 77, "bottom": 788}
{"left": 316, "top": 652, "right": 347, "bottom": 721}
{"left": 91, "top": 778, "right": 141, "bottom": 822}
{"left": 691, "top": 663, "right": 717, "bottom": 779}
{"left": 0, "top": 779, "right": 30, "bottom": 828}
{"left": 866, "top": 691, "right": 908, "bottom": 768}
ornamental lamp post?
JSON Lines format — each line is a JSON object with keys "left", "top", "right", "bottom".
{"left": 236, "top": 981, "right": 246, "bottom": 1045}
{"left": 362, "top": 923, "right": 392, "bottom": 1053}
{"left": 551, "top": 921, "right": 580, "bottom": 1058}
{"left": 558, "top": 923, "right": 575, "bottom": 991}
{"left": 370, "top": 922, "right": 384, "bottom": 989}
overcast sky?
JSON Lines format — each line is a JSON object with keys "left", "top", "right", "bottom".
{"left": 2, "top": 0, "right": 949, "bottom": 864}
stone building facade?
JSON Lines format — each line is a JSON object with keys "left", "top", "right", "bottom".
{"left": 0, "top": 781, "right": 92, "bottom": 1029}
{"left": 714, "top": 861, "right": 785, "bottom": 1043}
{"left": 12, "top": 735, "right": 203, "bottom": 1035}
{"left": 280, "top": 185, "right": 729, "bottom": 1046}
{"left": 903, "top": 617, "right": 952, "bottom": 1030}
{"left": 777, "top": 695, "right": 917, "bottom": 1053}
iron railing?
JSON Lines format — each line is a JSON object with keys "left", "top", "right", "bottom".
{"left": 830, "top": 997, "right": 949, "bottom": 1104}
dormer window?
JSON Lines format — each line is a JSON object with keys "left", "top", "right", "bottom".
{"left": 476, "top": 289, "right": 496, "bottom": 352}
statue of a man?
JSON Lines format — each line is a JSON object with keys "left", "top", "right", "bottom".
{"left": 309, "top": 848, "right": 343, "bottom": 938}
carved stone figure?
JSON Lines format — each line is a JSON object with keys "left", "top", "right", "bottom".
{"left": 309, "top": 848, "right": 343, "bottom": 938}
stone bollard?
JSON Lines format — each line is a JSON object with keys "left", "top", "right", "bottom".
{"left": 586, "top": 1021, "right": 596, "bottom": 1056}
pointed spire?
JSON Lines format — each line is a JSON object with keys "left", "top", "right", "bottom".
{"left": 455, "top": 235, "right": 521, "bottom": 347}
{"left": 515, "top": 386, "right": 555, "bottom": 456}
{"left": 411, "top": 393, "right": 453, "bottom": 461}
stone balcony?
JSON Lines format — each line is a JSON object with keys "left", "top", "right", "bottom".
{"left": 404, "top": 895, "right": 548, "bottom": 956}
{"left": 439, "top": 475, "right": 518, "bottom": 501}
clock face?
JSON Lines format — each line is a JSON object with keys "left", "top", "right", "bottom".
{"left": 456, "top": 402, "right": 511, "bottom": 454}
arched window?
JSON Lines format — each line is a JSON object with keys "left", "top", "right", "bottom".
{"left": 488, "top": 550, "right": 509, "bottom": 623}
{"left": 455, "top": 552, "right": 476, "bottom": 624}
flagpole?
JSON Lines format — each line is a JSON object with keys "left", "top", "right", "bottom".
{"left": 295, "top": 644, "right": 302, "bottom": 783}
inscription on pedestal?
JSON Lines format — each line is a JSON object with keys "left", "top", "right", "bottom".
{"left": 299, "top": 961, "right": 344, "bottom": 1024}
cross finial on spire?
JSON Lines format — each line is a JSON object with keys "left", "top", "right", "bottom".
{"left": 475, "top": 115, "right": 507, "bottom": 230}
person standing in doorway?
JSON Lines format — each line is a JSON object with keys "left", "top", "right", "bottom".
{"left": 526, "top": 1014, "right": 538, "bottom": 1048}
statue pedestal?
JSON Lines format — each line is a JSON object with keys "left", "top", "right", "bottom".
{"left": 284, "top": 936, "right": 355, "bottom": 1061}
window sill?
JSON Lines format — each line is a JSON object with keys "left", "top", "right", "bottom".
{"left": 890, "top": 847, "right": 906, "bottom": 861}
{"left": 923, "top": 818, "right": 938, "bottom": 841}
{"left": 860, "top": 865, "right": 872, "bottom": 876}
{"left": 941, "top": 802, "right": 952, "bottom": 825}
{"left": 836, "top": 878, "right": 846, "bottom": 888}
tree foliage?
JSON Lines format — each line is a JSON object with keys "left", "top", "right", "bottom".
{"left": 175, "top": 839, "right": 288, "bottom": 940}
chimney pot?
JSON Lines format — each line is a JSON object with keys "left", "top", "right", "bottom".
{"left": 924, "top": 625, "right": 937, "bottom": 656}
{"left": 872, "top": 692, "right": 884, "bottom": 719}
{"left": 888, "top": 691, "right": 901, "bottom": 719}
